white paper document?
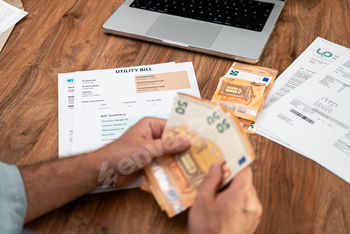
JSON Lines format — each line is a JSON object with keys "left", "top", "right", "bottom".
{"left": 258, "top": 38, "right": 349, "bottom": 152}
{"left": 57, "top": 69, "right": 144, "bottom": 191}
{"left": 263, "top": 38, "right": 348, "bottom": 110}
{"left": 58, "top": 72, "right": 75, "bottom": 157}
{"left": 58, "top": 62, "right": 201, "bottom": 191}
{"left": 72, "top": 62, "right": 200, "bottom": 155}
{"left": 258, "top": 49, "right": 350, "bottom": 183}
{"left": 0, "top": 0, "right": 27, "bottom": 34}
{"left": 58, "top": 63, "right": 175, "bottom": 157}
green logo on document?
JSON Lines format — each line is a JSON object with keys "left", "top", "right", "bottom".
{"left": 230, "top": 70, "right": 239, "bottom": 76}
{"left": 316, "top": 48, "right": 333, "bottom": 58}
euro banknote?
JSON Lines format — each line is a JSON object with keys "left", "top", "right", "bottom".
{"left": 142, "top": 93, "right": 255, "bottom": 217}
{"left": 211, "top": 62, "right": 278, "bottom": 133}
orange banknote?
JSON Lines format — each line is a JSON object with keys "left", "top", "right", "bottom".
{"left": 212, "top": 62, "right": 278, "bottom": 124}
{"left": 142, "top": 93, "right": 255, "bottom": 217}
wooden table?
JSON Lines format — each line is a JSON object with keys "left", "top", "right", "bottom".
{"left": 1, "top": 0, "right": 350, "bottom": 233}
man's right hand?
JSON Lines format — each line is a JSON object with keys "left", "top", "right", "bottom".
{"left": 188, "top": 165, "right": 263, "bottom": 234}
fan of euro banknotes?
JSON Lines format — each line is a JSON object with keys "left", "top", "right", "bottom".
{"left": 141, "top": 93, "right": 256, "bottom": 217}
{"left": 211, "top": 62, "right": 278, "bottom": 134}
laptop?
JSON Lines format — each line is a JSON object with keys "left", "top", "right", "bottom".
{"left": 103, "top": 0, "right": 286, "bottom": 63}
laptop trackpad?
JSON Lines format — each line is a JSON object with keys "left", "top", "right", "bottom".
{"left": 146, "top": 15, "right": 222, "bottom": 48}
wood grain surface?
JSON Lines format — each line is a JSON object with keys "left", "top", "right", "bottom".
{"left": 1, "top": 0, "right": 349, "bottom": 233}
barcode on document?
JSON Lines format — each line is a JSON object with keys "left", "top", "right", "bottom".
{"left": 290, "top": 109, "right": 315, "bottom": 124}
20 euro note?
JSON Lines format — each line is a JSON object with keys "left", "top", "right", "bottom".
{"left": 143, "top": 93, "right": 255, "bottom": 217}
{"left": 211, "top": 62, "right": 278, "bottom": 131}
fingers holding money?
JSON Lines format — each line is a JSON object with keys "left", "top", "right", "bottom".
{"left": 196, "top": 163, "right": 223, "bottom": 203}
{"left": 189, "top": 166, "right": 263, "bottom": 234}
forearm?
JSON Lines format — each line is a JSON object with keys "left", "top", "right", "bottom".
{"left": 20, "top": 151, "right": 103, "bottom": 223}
{"left": 18, "top": 117, "right": 191, "bottom": 224}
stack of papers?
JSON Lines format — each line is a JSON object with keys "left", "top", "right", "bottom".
{"left": 257, "top": 37, "right": 350, "bottom": 183}
{"left": 58, "top": 62, "right": 201, "bottom": 191}
{"left": 0, "top": 0, "right": 26, "bottom": 51}
{"left": 0, "top": 0, "right": 27, "bottom": 34}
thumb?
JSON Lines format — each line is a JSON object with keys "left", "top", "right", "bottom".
{"left": 146, "top": 136, "right": 191, "bottom": 158}
{"left": 196, "top": 163, "right": 223, "bottom": 202}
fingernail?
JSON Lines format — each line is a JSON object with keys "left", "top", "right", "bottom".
{"left": 179, "top": 137, "right": 190, "bottom": 146}
{"left": 210, "top": 163, "right": 219, "bottom": 171}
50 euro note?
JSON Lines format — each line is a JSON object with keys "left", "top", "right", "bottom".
{"left": 142, "top": 93, "right": 255, "bottom": 217}
{"left": 211, "top": 62, "right": 278, "bottom": 134}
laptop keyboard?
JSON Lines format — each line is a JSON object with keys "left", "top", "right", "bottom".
{"left": 130, "top": 0, "right": 275, "bottom": 32}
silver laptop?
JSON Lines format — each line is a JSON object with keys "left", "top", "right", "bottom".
{"left": 103, "top": 0, "right": 285, "bottom": 64}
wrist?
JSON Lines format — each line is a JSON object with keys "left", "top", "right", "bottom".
{"left": 81, "top": 150, "right": 107, "bottom": 188}
{"left": 85, "top": 142, "right": 121, "bottom": 188}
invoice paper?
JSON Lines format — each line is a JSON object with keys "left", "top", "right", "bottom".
{"left": 0, "top": 0, "right": 24, "bottom": 51}
{"left": 58, "top": 72, "right": 145, "bottom": 192}
{"left": 0, "top": 0, "right": 27, "bottom": 34}
{"left": 58, "top": 72, "right": 75, "bottom": 157}
{"left": 72, "top": 62, "right": 201, "bottom": 155}
{"left": 258, "top": 37, "right": 348, "bottom": 152}
{"left": 258, "top": 50, "right": 350, "bottom": 183}
{"left": 58, "top": 63, "right": 174, "bottom": 157}
{"left": 58, "top": 62, "right": 199, "bottom": 192}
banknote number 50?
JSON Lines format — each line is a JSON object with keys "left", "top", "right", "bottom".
{"left": 217, "top": 119, "right": 230, "bottom": 133}
{"left": 207, "top": 112, "right": 220, "bottom": 125}
{"left": 176, "top": 100, "right": 188, "bottom": 115}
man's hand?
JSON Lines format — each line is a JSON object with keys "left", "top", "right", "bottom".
{"left": 189, "top": 165, "right": 262, "bottom": 234}
{"left": 21, "top": 117, "right": 190, "bottom": 223}
{"left": 92, "top": 117, "right": 191, "bottom": 187}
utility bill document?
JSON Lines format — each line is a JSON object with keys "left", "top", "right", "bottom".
{"left": 257, "top": 37, "right": 348, "bottom": 154}
{"left": 58, "top": 62, "right": 200, "bottom": 192}
{"left": 58, "top": 72, "right": 75, "bottom": 157}
{"left": 58, "top": 63, "right": 175, "bottom": 158}
{"left": 258, "top": 50, "right": 350, "bottom": 183}
{"left": 71, "top": 62, "right": 200, "bottom": 155}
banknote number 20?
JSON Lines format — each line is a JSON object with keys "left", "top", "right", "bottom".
{"left": 176, "top": 100, "right": 188, "bottom": 115}
{"left": 217, "top": 119, "right": 230, "bottom": 133}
